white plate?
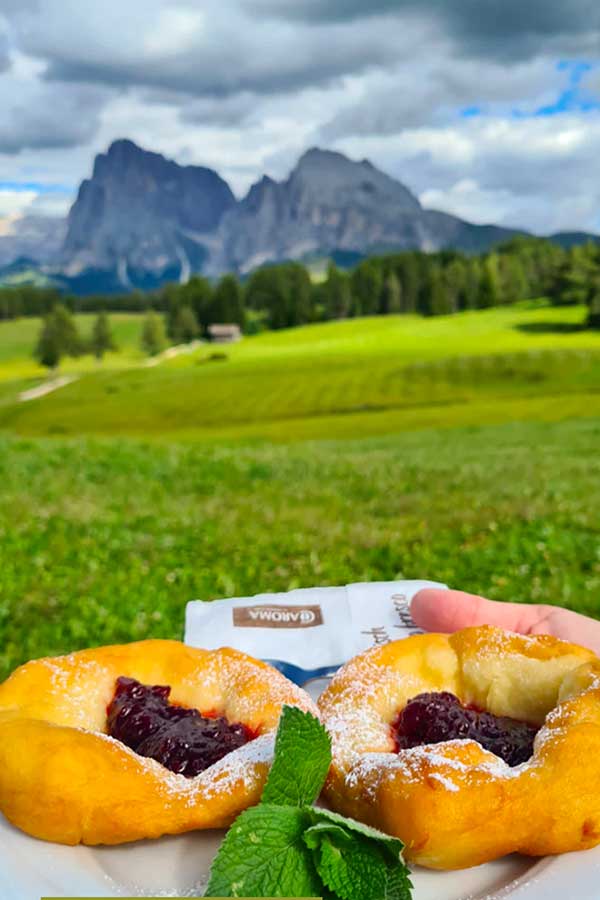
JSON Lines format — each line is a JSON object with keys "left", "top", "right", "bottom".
{"left": 1, "top": 812, "right": 600, "bottom": 900}
{"left": 3, "top": 677, "right": 599, "bottom": 899}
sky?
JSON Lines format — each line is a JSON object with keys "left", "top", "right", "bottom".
{"left": 0, "top": 0, "right": 599, "bottom": 235}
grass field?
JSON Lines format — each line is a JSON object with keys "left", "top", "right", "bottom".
{"left": 1, "top": 416, "right": 599, "bottom": 679}
{"left": 0, "top": 312, "right": 144, "bottom": 382}
{"left": 1, "top": 301, "right": 600, "bottom": 440}
{"left": 1, "top": 300, "right": 599, "bottom": 678}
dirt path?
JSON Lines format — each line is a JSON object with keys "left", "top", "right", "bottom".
{"left": 141, "top": 339, "right": 203, "bottom": 367}
{"left": 17, "top": 340, "right": 204, "bottom": 402}
{"left": 18, "top": 375, "right": 79, "bottom": 402}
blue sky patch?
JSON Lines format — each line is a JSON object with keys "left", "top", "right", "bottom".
{"left": 0, "top": 181, "right": 73, "bottom": 194}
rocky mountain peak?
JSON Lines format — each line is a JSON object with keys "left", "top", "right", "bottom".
{"left": 63, "top": 140, "right": 235, "bottom": 287}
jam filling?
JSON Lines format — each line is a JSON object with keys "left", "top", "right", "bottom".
{"left": 392, "top": 691, "right": 538, "bottom": 767}
{"left": 107, "top": 676, "right": 252, "bottom": 777}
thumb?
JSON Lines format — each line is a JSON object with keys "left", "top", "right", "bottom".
{"left": 410, "top": 589, "right": 539, "bottom": 634}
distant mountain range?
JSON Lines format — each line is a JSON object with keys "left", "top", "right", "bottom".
{"left": 1, "top": 139, "right": 598, "bottom": 294}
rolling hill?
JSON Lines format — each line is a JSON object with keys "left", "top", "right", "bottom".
{"left": 2, "top": 301, "right": 600, "bottom": 441}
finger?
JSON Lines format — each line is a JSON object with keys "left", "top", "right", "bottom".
{"left": 410, "top": 589, "right": 539, "bottom": 634}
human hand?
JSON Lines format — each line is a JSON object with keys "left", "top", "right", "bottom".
{"left": 411, "top": 588, "right": 600, "bottom": 656}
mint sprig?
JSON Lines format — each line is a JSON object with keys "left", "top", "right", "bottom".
{"left": 261, "top": 706, "right": 332, "bottom": 808}
{"left": 205, "top": 705, "right": 413, "bottom": 900}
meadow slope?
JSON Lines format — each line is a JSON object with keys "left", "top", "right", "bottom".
{"left": 1, "top": 301, "right": 600, "bottom": 440}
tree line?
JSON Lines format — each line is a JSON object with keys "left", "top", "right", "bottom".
{"left": 3, "top": 237, "right": 599, "bottom": 361}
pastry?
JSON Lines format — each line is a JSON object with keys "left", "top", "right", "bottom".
{"left": 0, "top": 639, "right": 316, "bottom": 845}
{"left": 318, "top": 625, "right": 600, "bottom": 869}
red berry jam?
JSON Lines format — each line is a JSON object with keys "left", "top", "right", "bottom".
{"left": 393, "top": 691, "right": 538, "bottom": 767}
{"left": 107, "top": 677, "right": 252, "bottom": 777}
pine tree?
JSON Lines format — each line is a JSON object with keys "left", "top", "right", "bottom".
{"left": 350, "top": 260, "right": 382, "bottom": 316}
{"left": 180, "top": 276, "right": 214, "bottom": 331}
{"left": 35, "top": 313, "right": 62, "bottom": 369}
{"left": 323, "top": 263, "right": 351, "bottom": 319}
{"left": 140, "top": 311, "right": 167, "bottom": 356}
{"left": 588, "top": 287, "right": 600, "bottom": 329}
{"left": 53, "top": 303, "right": 83, "bottom": 355}
{"left": 379, "top": 270, "right": 402, "bottom": 314}
{"left": 397, "top": 254, "right": 420, "bottom": 314}
{"left": 478, "top": 255, "right": 501, "bottom": 308}
{"left": 91, "top": 311, "right": 116, "bottom": 360}
{"left": 426, "top": 267, "right": 453, "bottom": 316}
{"left": 211, "top": 275, "right": 245, "bottom": 328}
{"left": 34, "top": 304, "right": 83, "bottom": 369}
{"left": 171, "top": 305, "right": 200, "bottom": 343}
{"left": 551, "top": 246, "right": 597, "bottom": 306}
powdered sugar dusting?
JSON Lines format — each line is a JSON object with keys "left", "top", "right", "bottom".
{"left": 93, "top": 722, "right": 275, "bottom": 807}
{"left": 320, "top": 628, "right": 600, "bottom": 801}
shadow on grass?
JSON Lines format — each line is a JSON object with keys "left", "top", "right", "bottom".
{"left": 513, "top": 321, "right": 586, "bottom": 335}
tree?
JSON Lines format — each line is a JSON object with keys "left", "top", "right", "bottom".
{"left": 91, "top": 311, "right": 116, "bottom": 360}
{"left": 425, "top": 266, "right": 453, "bottom": 316}
{"left": 462, "top": 258, "right": 481, "bottom": 310}
{"left": 379, "top": 270, "right": 402, "bottom": 314}
{"left": 588, "top": 286, "right": 600, "bottom": 329}
{"left": 443, "top": 259, "right": 467, "bottom": 312}
{"left": 140, "top": 311, "right": 167, "bottom": 356}
{"left": 35, "top": 313, "right": 62, "bottom": 370}
{"left": 323, "top": 263, "right": 351, "bottom": 319}
{"left": 350, "top": 260, "right": 383, "bottom": 316}
{"left": 478, "top": 255, "right": 501, "bottom": 308}
{"left": 587, "top": 260, "right": 600, "bottom": 329}
{"left": 53, "top": 303, "right": 83, "bottom": 355}
{"left": 396, "top": 254, "right": 420, "bottom": 314}
{"left": 171, "top": 305, "right": 200, "bottom": 344}
{"left": 34, "top": 304, "right": 83, "bottom": 370}
{"left": 551, "top": 246, "right": 597, "bottom": 306}
{"left": 180, "top": 276, "right": 214, "bottom": 331}
{"left": 211, "top": 275, "right": 245, "bottom": 328}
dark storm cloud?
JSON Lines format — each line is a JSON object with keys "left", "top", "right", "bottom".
{"left": 250, "top": 0, "right": 600, "bottom": 61}
{"left": 0, "top": 83, "right": 110, "bottom": 154}
{"left": 12, "top": 2, "right": 410, "bottom": 100}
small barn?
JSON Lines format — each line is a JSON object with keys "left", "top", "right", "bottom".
{"left": 207, "top": 323, "right": 242, "bottom": 343}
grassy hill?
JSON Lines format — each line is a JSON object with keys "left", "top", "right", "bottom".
{"left": 0, "top": 312, "right": 144, "bottom": 382}
{"left": 0, "top": 300, "right": 599, "bottom": 676}
{"left": 0, "top": 300, "right": 599, "bottom": 440}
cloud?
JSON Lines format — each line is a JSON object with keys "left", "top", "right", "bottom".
{"left": 0, "top": 50, "right": 111, "bottom": 154}
{"left": 334, "top": 113, "right": 600, "bottom": 234}
{"left": 11, "top": 0, "right": 416, "bottom": 98}
{"left": 249, "top": 0, "right": 600, "bottom": 61}
{"left": 0, "top": 0, "right": 598, "bottom": 238}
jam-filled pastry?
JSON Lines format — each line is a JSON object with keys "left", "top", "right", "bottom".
{"left": 318, "top": 625, "right": 600, "bottom": 870}
{"left": 0, "top": 639, "right": 316, "bottom": 845}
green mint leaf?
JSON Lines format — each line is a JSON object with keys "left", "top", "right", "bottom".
{"left": 308, "top": 806, "right": 404, "bottom": 862}
{"left": 304, "top": 821, "right": 388, "bottom": 900}
{"left": 384, "top": 863, "right": 414, "bottom": 900}
{"left": 204, "top": 804, "right": 322, "bottom": 898}
{"left": 306, "top": 809, "right": 413, "bottom": 900}
{"left": 261, "top": 705, "right": 332, "bottom": 807}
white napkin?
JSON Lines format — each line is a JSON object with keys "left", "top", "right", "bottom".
{"left": 185, "top": 579, "right": 446, "bottom": 685}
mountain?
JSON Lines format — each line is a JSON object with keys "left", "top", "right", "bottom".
{"left": 61, "top": 139, "right": 235, "bottom": 290}
{"left": 1, "top": 139, "right": 598, "bottom": 293}
{"left": 209, "top": 148, "right": 526, "bottom": 275}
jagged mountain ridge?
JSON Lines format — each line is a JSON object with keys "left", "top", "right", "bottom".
{"left": 62, "top": 139, "right": 235, "bottom": 288}
{"left": 1, "top": 139, "right": 598, "bottom": 293}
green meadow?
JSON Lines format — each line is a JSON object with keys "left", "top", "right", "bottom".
{"left": 1, "top": 300, "right": 600, "bottom": 440}
{"left": 0, "top": 299, "right": 599, "bottom": 677}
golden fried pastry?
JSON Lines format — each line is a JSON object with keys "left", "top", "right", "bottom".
{"left": 0, "top": 639, "right": 316, "bottom": 845}
{"left": 318, "top": 625, "right": 600, "bottom": 869}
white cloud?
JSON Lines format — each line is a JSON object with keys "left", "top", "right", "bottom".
{"left": 0, "top": 0, "right": 598, "bottom": 237}
{"left": 0, "top": 190, "right": 37, "bottom": 218}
